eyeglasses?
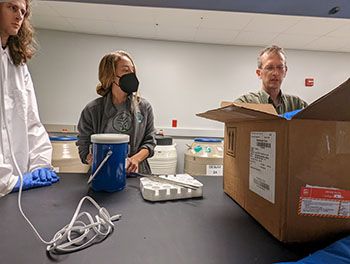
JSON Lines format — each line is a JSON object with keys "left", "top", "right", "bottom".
{"left": 262, "top": 66, "right": 286, "bottom": 73}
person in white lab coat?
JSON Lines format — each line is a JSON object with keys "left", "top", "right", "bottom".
{"left": 0, "top": 0, "right": 59, "bottom": 197}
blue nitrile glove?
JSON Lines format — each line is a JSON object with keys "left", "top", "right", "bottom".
{"left": 32, "top": 168, "right": 59, "bottom": 183}
{"left": 279, "top": 109, "right": 303, "bottom": 120}
{"left": 276, "top": 236, "right": 350, "bottom": 264}
{"left": 11, "top": 168, "right": 59, "bottom": 192}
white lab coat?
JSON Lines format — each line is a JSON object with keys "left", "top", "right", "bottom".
{"left": 0, "top": 45, "right": 52, "bottom": 197}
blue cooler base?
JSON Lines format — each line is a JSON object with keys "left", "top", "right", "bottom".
{"left": 91, "top": 142, "right": 128, "bottom": 192}
{"left": 92, "top": 185, "right": 126, "bottom": 192}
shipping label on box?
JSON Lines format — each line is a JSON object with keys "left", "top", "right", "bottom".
{"left": 299, "top": 187, "right": 350, "bottom": 218}
{"left": 249, "top": 132, "right": 276, "bottom": 204}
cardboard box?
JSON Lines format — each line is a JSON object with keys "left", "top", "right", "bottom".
{"left": 197, "top": 78, "right": 350, "bottom": 243}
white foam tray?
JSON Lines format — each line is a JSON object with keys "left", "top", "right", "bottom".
{"left": 140, "top": 174, "right": 203, "bottom": 201}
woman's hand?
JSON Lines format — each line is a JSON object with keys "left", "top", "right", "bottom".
{"left": 86, "top": 153, "right": 93, "bottom": 166}
{"left": 126, "top": 149, "right": 150, "bottom": 175}
{"left": 126, "top": 157, "right": 139, "bottom": 174}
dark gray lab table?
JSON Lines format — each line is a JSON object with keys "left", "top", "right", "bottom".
{"left": 0, "top": 174, "right": 342, "bottom": 264}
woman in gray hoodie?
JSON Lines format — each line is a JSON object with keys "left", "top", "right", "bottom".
{"left": 77, "top": 50, "right": 156, "bottom": 175}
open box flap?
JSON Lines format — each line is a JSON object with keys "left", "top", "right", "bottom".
{"left": 197, "top": 102, "right": 280, "bottom": 123}
{"left": 293, "top": 78, "right": 350, "bottom": 121}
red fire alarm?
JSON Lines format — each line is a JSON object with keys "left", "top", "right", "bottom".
{"left": 172, "top": 120, "right": 177, "bottom": 128}
{"left": 305, "top": 78, "right": 314, "bottom": 87}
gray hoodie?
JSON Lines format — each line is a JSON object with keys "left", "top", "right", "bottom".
{"left": 76, "top": 91, "right": 156, "bottom": 174}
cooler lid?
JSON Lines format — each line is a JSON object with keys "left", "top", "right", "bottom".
{"left": 91, "top": 134, "right": 130, "bottom": 144}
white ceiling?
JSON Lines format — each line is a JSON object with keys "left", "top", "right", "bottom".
{"left": 31, "top": 1, "right": 350, "bottom": 52}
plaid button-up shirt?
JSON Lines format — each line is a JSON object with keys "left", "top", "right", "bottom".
{"left": 234, "top": 89, "right": 308, "bottom": 114}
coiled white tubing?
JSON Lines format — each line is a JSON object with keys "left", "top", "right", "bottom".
{"left": 45, "top": 196, "right": 121, "bottom": 252}
{"left": 2, "top": 69, "right": 121, "bottom": 252}
{"left": 17, "top": 176, "right": 121, "bottom": 253}
{"left": 14, "top": 163, "right": 121, "bottom": 253}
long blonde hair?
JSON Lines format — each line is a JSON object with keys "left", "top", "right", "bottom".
{"left": 5, "top": 0, "right": 37, "bottom": 66}
{"left": 96, "top": 50, "right": 141, "bottom": 111}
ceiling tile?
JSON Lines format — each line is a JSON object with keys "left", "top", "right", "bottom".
{"left": 326, "top": 21, "right": 350, "bottom": 37}
{"left": 31, "top": 1, "right": 60, "bottom": 16}
{"left": 243, "top": 13, "right": 301, "bottom": 33}
{"left": 232, "top": 31, "right": 279, "bottom": 46}
{"left": 45, "top": 1, "right": 117, "bottom": 20}
{"left": 271, "top": 34, "right": 320, "bottom": 49}
{"left": 286, "top": 16, "right": 348, "bottom": 36}
{"left": 155, "top": 25, "right": 196, "bottom": 42}
{"left": 104, "top": 5, "right": 156, "bottom": 24}
{"left": 304, "top": 36, "right": 350, "bottom": 51}
{"left": 198, "top": 10, "right": 254, "bottom": 30}
{"left": 154, "top": 8, "right": 202, "bottom": 27}
{"left": 195, "top": 28, "right": 240, "bottom": 44}
{"left": 113, "top": 23, "right": 156, "bottom": 39}
{"left": 32, "top": 15, "right": 73, "bottom": 32}
{"left": 65, "top": 18, "right": 116, "bottom": 36}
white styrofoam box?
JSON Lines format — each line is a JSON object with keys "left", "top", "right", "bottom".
{"left": 140, "top": 174, "right": 203, "bottom": 202}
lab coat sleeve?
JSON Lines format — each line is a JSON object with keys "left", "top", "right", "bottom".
{"left": 139, "top": 101, "right": 156, "bottom": 158}
{"left": 76, "top": 106, "right": 94, "bottom": 164}
{"left": 24, "top": 66, "right": 52, "bottom": 172}
{"left": 0, "top": 49, "right": 20, "bottom": 196}
{"left": 0, "top": 165, "right": 19, "bottom": 197}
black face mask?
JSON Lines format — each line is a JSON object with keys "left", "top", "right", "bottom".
{"left": 115, "top": 73, "right": 139, "bottom": 94}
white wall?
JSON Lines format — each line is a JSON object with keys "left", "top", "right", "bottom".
{"left": 28, "top": 29, "right": 350, "bottom": 173}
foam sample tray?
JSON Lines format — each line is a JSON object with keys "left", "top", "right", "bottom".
{"left": 140, "top": 174, "right": 203, "bottom": 201}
